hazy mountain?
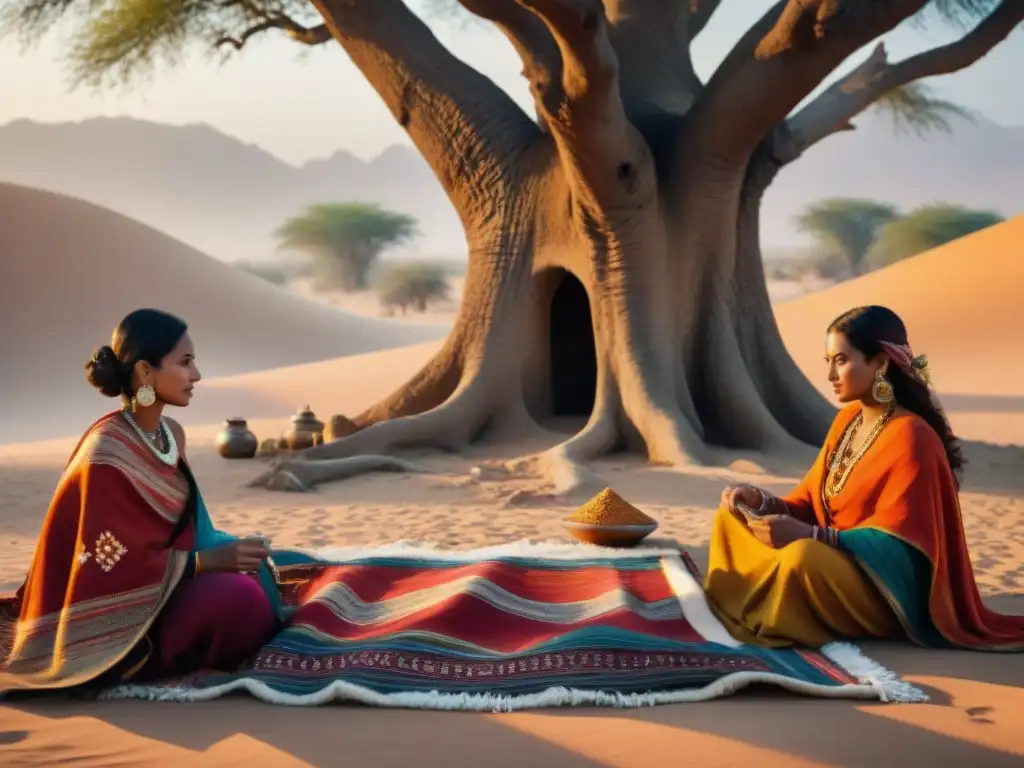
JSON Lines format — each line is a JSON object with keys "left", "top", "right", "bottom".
{"left": 0, "top": 114, "right": 1020, "bottom": 261}
{"left": 762, "top": 112, "right": 1024, "bottom": 252}
{"left": 0, "top": 117, "right": 463, "bottom": 262}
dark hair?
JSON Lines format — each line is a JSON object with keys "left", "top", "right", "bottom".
{"left": 828, "top": 305, "right": 964, "bottom": 486}
{"left": 84, "top": 309, "right": 188, "bottom": 399}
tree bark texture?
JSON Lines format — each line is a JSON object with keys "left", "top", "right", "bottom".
{"left": 251, "top": 0, "right": 1020, "bottom": 491}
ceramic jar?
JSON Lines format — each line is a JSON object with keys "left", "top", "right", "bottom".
{"left": 286, "top": 405, "right": 325, "bottom": 450}
{"left": 215, "top": 418, "right": 258, "bottom": 459}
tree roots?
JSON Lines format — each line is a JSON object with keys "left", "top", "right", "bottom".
{"left": 248, "top": 455, "right": 429, "bottom": 492}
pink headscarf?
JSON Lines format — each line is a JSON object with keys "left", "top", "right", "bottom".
{"left": 880, "top": 340, "right": 942, "bottom": 408}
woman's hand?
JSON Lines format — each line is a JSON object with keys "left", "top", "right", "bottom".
{"left": 721, "top": 484, "right": 765, "bottom": 514}
{"left": 198, "top": 538, "right": 269, "bottom": 573}
{"left": 747, "top": 515, "right": 814, "bottom": 549}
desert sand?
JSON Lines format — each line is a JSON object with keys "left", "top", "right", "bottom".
{"left": 0, "top": 184, "right": 448, "bottom": 443}
{"left": 1, "top": 196, "right": 1022, "bottom": 766}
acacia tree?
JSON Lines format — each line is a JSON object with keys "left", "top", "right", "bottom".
{"left": 275, "top": 203, "right": 418, "bottom": 291}
{"left": 795, "top": 198, "right": 900, "bottom": 277}
{"left": 6, "top": 0, "right": 1021, "bottom": 491}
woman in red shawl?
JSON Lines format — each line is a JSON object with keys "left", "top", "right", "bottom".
{"left": 1, "top": 309, "right": 277, "bottom": 694}
{"left": 705, "top": 305, "right": 1024, "bottom": 650}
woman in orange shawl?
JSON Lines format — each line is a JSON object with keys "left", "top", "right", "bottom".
{"left": 705, "top": 305, "right": 1024, "bottom": 650}
{"left": 1, "top": 309, "right": 279, "bottom": 695}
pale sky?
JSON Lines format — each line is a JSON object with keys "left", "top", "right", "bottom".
{"left": 1, "top": 1, "right": 1021, "bottom": 165}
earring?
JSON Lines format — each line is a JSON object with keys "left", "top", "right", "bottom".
{"left": 871, "top": 370, "right": 894, "bottom": 404}
{"left": 135, "top": 383, "right": 157, "bottom": 409}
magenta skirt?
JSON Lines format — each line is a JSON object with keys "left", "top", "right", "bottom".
{"left": 135, "top": 572, "right": 276, "bottom": 680}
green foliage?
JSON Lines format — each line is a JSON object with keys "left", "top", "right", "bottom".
{"left": 376, "top": 262, "right": 452, "bottom": 314}
{"left": 0, "top": 0, "right": 321, "bottom": 87}
{"left": 868, "top": 203, "right": 1005, "bottom": 268}
{"left": 872, "top": 82, "right": 975, "bottom": 138}
{"left": 794, "top": 199, "right": 900, "bottom": 277}
{"left": 427, "top": 258, "right": 469, "bottom": 278}
{"left": 275, "top": 203, "right": 418, "bottom": 292}
{"left": 809, "top": 251, "right": 853, "bottom": 281}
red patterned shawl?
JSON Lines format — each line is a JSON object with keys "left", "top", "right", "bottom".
{"left": 0, "top": 412, "right": 194, "bottom": 692}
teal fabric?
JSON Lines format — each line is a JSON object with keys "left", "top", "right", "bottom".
{"left": 837, "top": 528, "right": 947, "bottom": 647}
{"left": 192, "top": 491, "right": 286, "bottom": 626}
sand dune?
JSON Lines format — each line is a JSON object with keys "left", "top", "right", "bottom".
{"left": 1, "top": 194, "right": 1023, "bottom": 766}
{"left": 775, "top": 215, "right": 1024, "bottom": 397}
{"left": 0, "top": 184, "right": 447, "bottom": 442}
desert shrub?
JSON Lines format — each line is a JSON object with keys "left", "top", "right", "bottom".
{"left": 867, "top": 203, "right": 1005, "bottom": 268}
{"left": 810, "top": 251, "right": 851, "bottom": 280}
{"left": 376, "top": 262, "right": 451, "bottom": 314}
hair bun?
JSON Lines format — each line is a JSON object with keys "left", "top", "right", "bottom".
{"left": 85, "top": 345, "right": 126, "bottom": 398}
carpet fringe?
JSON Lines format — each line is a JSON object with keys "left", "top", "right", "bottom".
{"left": 821, "top": 641, "right": 928, "bottom": 703}
{"left": 101, "top": 657, "right": 922, "bottom": 710}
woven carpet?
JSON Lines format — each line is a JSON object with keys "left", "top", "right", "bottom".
{"left": 102, "top": 541, "right": 926, "bottom": 709}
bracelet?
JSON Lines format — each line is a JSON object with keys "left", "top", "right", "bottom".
{"left": 811, "top": 526, "right": 838, "bottom": 547}
{"left": 756, "top": 490, "right": 774, "bottom": 515}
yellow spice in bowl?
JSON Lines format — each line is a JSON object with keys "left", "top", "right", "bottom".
{"left": 564, "top": 488, "right": 656, "bottom": 526}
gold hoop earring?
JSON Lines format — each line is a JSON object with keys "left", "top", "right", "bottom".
{"left": 871, "top": 370, "right": 894, "bottom": 404}
{"left": 135, "top": 383, "right": 156, "bottom": 409}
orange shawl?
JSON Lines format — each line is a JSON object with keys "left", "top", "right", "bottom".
{"left": 0, "top": 412, "right": 194, "bottom": 692}
{"left": 783, "top": 405, "right": 1024, "bottom": 650}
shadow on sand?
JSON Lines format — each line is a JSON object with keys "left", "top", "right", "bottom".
{"left": 4, "top": 640, "right": 1024, "bottom": 768}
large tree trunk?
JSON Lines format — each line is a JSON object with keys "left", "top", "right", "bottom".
{"left": 253, "top": 0, "right": 937, "bottom": 491}
{"left": 256, "top": 142, "right": 821, "bottom": 491}
{"left": 732, "top": 134, "right": 836, "bottom": 447}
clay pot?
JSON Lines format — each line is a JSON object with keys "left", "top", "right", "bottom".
{"left": 215, "top": 418, "right": 258, "bottom": 459}
{"left": 286, "top": 405, "right": 325, "bottom": 451}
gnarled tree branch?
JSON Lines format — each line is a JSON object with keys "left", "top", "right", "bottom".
{"left": 212, "top": 0, "right": 332, "bottom": 50}
{"left": 312, "top": 0, "right": 540, "bottom": 220}
{"left": 458, "top": 0, "right": 563, "bottom": 128}
{"left": 681, "top": 0, "right": 931, "bottom": 166}
{"left": 215, "top": 18, "right": 331, "bottom": 50}
{"left": 516, "top": 0, "right": 654, "bottom": 209}
{"left": 519, "top": 0, "right": 618, "bottom": 115}
{"left": 779, "top": 0, "right": 1023, "bottom": 162}
{"left": 606, "top": 0, "right": 702, "bottom": 117}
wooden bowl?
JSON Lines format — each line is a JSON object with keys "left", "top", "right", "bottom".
{"left": 562, "top": 521, "right": 659, "bottom": 548}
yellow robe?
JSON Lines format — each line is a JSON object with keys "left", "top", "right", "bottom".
{"left": 705, "top": 506, "right": 897, "bottom": 647}
{"left": 705, "top": 405, "right": 898, "bottom": 648}
{"left": 706, "top": 403, "right": 1024, "bottom": 650}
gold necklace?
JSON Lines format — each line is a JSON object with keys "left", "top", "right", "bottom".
{"left": 825, "top": 403, "right": 894, "bottom": 500}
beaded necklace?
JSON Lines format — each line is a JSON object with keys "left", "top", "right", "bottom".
{"left": 821, "top": 403, "right": 894, "bottom": 520}
{"left": 122, "top": 409, "right": 179, "bottom": 467}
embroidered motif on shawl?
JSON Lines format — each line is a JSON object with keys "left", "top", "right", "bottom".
{"left": 0, "top": 413, "right": 192, "bottom": 692}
